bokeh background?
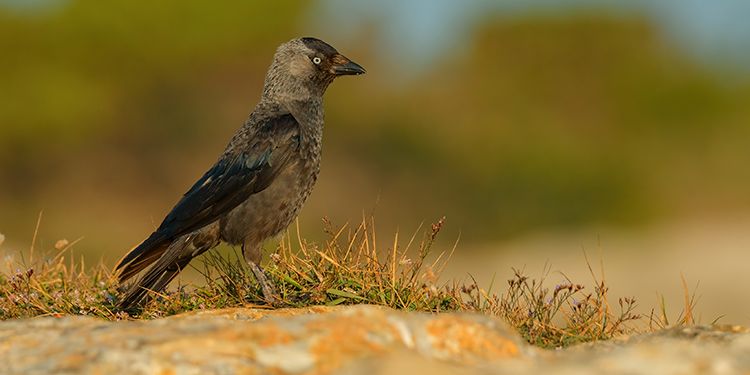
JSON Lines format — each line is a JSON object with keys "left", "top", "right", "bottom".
{"left": 2, "top": 0, "right": 749, "bottom": 324}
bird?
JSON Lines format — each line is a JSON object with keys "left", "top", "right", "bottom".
{"left": 114, "top": 37, "right": 365, "bottom": 310}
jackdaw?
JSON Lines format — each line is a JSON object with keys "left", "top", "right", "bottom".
{"left": 115, "top": 37, "right": 365, "bottom": 310}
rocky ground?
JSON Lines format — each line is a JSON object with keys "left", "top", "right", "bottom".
{"left": 1, "top": 305, "right": 748, "bottom": 374}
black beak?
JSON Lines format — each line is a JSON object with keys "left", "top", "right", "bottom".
{"left": 331, "top": 54, "right": 366, "bottom": 76}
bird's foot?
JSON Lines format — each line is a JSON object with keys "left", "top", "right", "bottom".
{"left": 248, "top": 262, "right": 279, "bottom": 306}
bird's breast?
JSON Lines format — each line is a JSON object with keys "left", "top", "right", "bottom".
{"left": 219, "top": 148, "right": 321, "bottom": 247}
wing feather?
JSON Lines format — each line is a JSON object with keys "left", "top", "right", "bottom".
{"left": 115, "top": 112, "right": 299, "bottom": 279}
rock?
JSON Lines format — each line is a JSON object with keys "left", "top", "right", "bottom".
{"left": 0, "top": 305, "right": 748, "bottom": 374}
{"left": 0, "top": 305, "right": 526, "bottom": 374}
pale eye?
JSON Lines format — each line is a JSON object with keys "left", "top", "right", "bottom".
{"left": 312, "top": 57, "right": 322, "bottom": 65}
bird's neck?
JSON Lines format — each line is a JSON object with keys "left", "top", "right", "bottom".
{"left": 261, "top": 73, "right": 328, "bottom": 104}
{"left": 287, "top": 98, "right": 325, "bottom": 149}
{"left": 258, "top": 97, "right": 324, "bottom": 152}
{"left": 288, "top": 97, "right": 324, "bottom": 123}
{"left": 258, "top": 97, "right": 323, "bottom": 127}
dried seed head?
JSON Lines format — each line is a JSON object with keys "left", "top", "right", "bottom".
{"left": 54, "top": 239, "right": 69, "bottom": 251}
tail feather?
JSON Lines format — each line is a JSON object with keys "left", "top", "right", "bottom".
{"left": 118, "top": 236, "right": 194, "bottom": 310}
{"left": 118, "top": 258, "right": 192, "bottom": 311}
{"left": 115, "top": 232, "right": 170, "bottom": 282}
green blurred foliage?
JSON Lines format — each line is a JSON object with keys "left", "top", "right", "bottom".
{"left": 0, "top": 0, "right": 304, "bottom": 146}
{"left": 2, "top": 3, "right": 750, "bottom": 257}
{"left": 330, "top": 14, "right": 750, "bottom": 237}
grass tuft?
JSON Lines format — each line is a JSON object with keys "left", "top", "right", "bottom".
{"left": 0, "top": 216, "right": 699, "bottom": 348}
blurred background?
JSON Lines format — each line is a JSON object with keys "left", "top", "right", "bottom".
{"left": 1, "top": 0, "right": 749, "bottom": 324}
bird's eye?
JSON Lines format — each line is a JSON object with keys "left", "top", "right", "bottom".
{"left": 312, "top": 57, "right": 322, "bottom": 65}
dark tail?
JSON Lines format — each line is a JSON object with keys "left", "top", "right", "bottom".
{"left": 117, "top": 236, "right": 194, "bottom": 311}
{"left": 115, "top": 232, "right": 171, "bottom": 283}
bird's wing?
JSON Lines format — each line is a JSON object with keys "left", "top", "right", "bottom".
{"left": 115, "top": 112, "right": 300, "bottom": 279}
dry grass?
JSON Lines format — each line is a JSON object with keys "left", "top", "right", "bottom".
{"left": 0, "top": 216, "right": 699, "bottom": 348}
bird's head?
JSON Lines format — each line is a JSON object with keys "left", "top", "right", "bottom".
{"left": 262, "top": 37, "right": 365, "bottom": 102}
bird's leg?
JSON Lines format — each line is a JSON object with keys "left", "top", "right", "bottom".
{"left": 248, "top": 261, "right": 279, "bottom": 305}
{"left": 242, "top": 243, "right": 278, "bottom": 305}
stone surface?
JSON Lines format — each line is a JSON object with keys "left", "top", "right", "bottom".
{"left": 0, "top": 305, "right": 748, "bottom": 374}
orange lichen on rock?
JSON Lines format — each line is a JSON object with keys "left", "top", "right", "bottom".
{"left": 425, "top": 315, "right": 520, "bottom": 362}
{"left": 307, "top": 308, "right": 399, "bottom": 373}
